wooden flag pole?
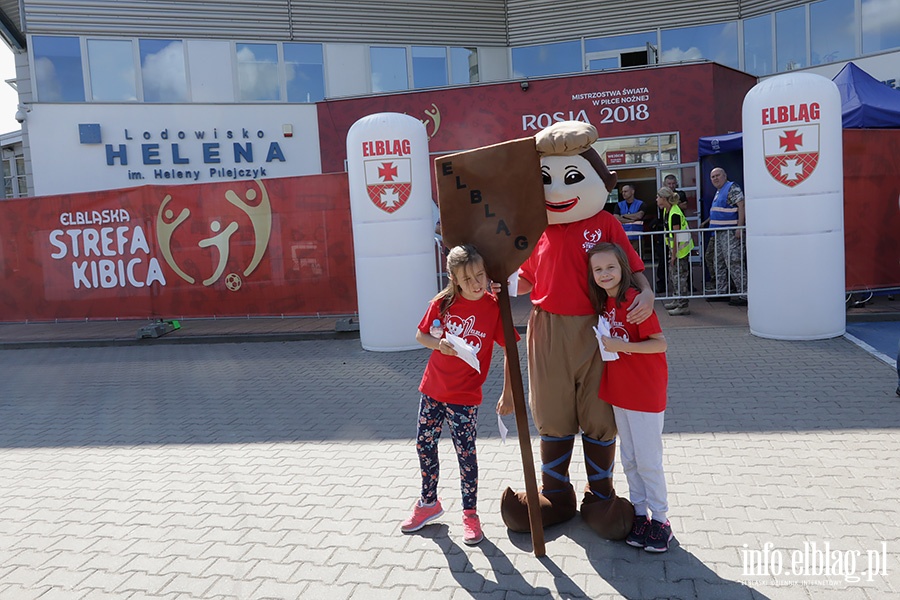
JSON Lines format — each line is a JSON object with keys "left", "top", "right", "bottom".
{"left": 496, "top": 283, "right": 545, "bottom": 557}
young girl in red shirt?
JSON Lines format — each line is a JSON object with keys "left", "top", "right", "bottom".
{"left": 587, "top": 242, "right": 673, "bottom": 552}
{"left": 400, "top": 244, "right": 515, "bottom": 545}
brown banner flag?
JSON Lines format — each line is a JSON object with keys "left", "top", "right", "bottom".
{"left": 434, "top": 138, "right": 547, "bottom": 281}
{"left": 433, "top": 137, "right": 549, "bottom": 557}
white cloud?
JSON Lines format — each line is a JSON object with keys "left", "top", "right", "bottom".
{"left": 862, "top": 0, "right": 900, "bottom": 33}
{"left": 236, "top": 46, "right": 279, "bottom": 100}
{"left": 141, "top": 41, "right": 187, "bottom": 102}
{"left": 661, "top": 47, "right": 704, "bottom": 63}
{"left": 34, "top": 56, "right": 64, "bottom": 102}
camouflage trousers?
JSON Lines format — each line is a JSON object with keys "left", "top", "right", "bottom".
{"left": 712, "top": 230, "right": 747, "bottom": 295}
{"left": 668, "top": 254, "right": 692, "bottom": 306}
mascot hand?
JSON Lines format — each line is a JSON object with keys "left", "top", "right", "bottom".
{"left": 626, "top": 288, "right": 655, "bottom": 324}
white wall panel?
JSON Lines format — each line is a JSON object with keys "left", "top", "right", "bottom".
{"left": 478, "top": 47, "right": 511, "bottom": 82}
{"left": 186, "top": 40, "right": 235, "bottom": 103}
{"left": 27, "top": 103, "right": 321, "bottom": 196}
{"left": 323, "top": 44, "right": 368, "bottom": 98}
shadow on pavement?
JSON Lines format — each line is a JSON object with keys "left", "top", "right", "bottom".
{"left": 419, "top": 525, "right": 553, "bottom": 597}
{"left": 502, "top": 520, "right": 771, "bottom": 600}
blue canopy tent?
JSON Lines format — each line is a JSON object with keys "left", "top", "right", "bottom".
{"left": 697, "top": 62, "right": 900, "bottom": 218}
{"left": 698, "top": 62, "right": 900, "bottom": 158}
{"left": 697, "top": 62, "right": 900, "bottom": 295}
{"left": 833, "top": 61, "right": 900, "bottom": 129}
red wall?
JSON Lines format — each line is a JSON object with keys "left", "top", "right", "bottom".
{"left": 0, "top": 174, "right": 357, "bottom": 321}
{"left": 842, "top": 129, "right": 900, "bottom": 291}
{"left": 317, "top": 62, "right": 758, "bottom": 174}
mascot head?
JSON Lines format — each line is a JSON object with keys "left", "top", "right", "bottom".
{"left": 535, "top": 121, "right": 618, "bottom": 225}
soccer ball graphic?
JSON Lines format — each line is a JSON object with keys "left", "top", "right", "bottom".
{"left": 225, "top": 273, "right": 242, "bottom": 292}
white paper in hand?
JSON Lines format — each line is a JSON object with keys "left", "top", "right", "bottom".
{"left": 497, "top": 414, "right": 508, "bottom": 444}
{"left": 507, "top": 271, "right": 519, "bottom": 297}
{"left": 444, "top": 333, "right": 481, "bottom": 373}
{"left": 592, "top": 316, "right": 619, "bottom": 361}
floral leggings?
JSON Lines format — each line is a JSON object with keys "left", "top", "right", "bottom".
{"left": 415, "top": 394, "right": 479, "bottom": 510}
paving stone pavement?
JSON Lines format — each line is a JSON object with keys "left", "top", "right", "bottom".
{"left": 1, "top": 323, "right": 899, "bottom": 600}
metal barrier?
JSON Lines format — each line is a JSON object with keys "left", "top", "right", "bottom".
{"left": 432, "top": 225, "right": 750, "bottom": 302}
{"left": 628, "top": 225, "right": 748, "bottom": 302}
{"left": 434, "top": 225, "right": 895, "bottom": 306}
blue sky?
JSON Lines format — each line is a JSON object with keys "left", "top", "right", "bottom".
{"left": 0, "top": 46, "right": 20, "bottom": 135}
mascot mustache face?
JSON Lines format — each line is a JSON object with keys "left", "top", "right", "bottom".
{"left": 540, "top": 154, "right": 610, "bottom": 225}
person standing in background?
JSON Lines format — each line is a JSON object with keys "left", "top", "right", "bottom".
{"left": 613, "top": 184, "right": 646, "bottom": 255}
{"left": 707, "top": 167, "right": 747, "bottom": 306}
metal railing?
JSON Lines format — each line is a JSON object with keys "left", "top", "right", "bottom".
{"left": 628, "top": 225, "right": 748, "bottom": 302}
{"left": 433, "top": 226, "right": 749, "bottom": 302}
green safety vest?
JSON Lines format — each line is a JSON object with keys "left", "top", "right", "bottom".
{"left": 666, "top": 204, "right": 695, "bottom": 259}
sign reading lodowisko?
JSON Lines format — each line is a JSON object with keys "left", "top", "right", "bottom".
{"left": 434, "top": 138, "right": 547, "bottom": 281}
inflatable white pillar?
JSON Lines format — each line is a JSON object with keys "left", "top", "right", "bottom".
{"left": 742, "top": 73, "right": 845, "bottom": 340}
{"left": 346, "top": 113, "right": 436, "bottom": 351}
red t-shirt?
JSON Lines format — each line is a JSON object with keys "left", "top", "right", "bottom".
{"left": 417, "top": 293, "right": 517, "bottom": 406}
{"left": 519, "top": 211, "right": 645, "bottom": 316}
{"left": 598, "top": 288, "right": 668, "bottom": 413}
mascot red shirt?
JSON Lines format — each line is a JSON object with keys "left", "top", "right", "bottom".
{"left": 500, "top": 121, "right": 655, "bottom": 540}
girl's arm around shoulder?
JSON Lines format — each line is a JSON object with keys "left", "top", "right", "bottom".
{"left": 600, "top": 332, "right": 667, "bottom": 354}
{"left": 415, "top": 329, "right": 458, "bottom": 356}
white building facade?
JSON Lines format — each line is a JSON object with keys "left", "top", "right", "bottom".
{"left": 0, "top": 0, "right": 897, "bottom": 197}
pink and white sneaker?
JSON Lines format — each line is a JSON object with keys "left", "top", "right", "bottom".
{"left": 462, "top": 509, "right": 484, "bottom": 545}
{"left": 400, "top": 499, "right": 444, "bottom": 533}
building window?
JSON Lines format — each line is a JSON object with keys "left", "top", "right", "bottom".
{"left": 87, "top": 39, "right": 137, "bottom": 101}
{"left": 371, "top": 46, "right": 408, "bottom": 92}
{"left": 810, "top": 0, "right": 857, "bottom": 65}
{"left": 743, "top": 15, "right": 774, "bottom": 76}
{"left": 512, "top": 40, "right": 582, "bottom": 78}
{"left": 586, "top": 32, "right": 658, "bottom": 70}
{"left": 1, "top": 150, "right": 26, "bottom": 198}
{"left": 32, "top": 36, "right": 86, "bottom": 102}
{"left": 450, "top": 47, "right": 478, "bottom": 84}
{"left": 862, "top": 0, "right": 900, "bottom": 53}
{"left": 594, "top": 133, "right": 680, "bottom": 166}
{"left": 660, "top": 22, "right": 739, "bottom": 69}
{"left": 236, "top": 43, "right": 280, "bottom": 101}
{"left": 776, "top": 6, "right": 808, "bottom": 71}
{"left": 15, "top": 156, "right": 26, "bottom": 197}
{"left": 284, "top": 43, "right": 325, "bottom": 103}
{"left": 139, "top": 39, "right": 187, "bottom": 102}
{"left": 2, "top": 155, "right": 11, "bottom": 197}
{"left": 412, "top": 46, "right": 448, "bottom": 88}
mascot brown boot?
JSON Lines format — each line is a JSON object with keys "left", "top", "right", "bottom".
{"left": 580, "top": 434, "right": 634, "bottom": 540}
{"left": 501, "top": 435, "right": 578, "bottom": 533}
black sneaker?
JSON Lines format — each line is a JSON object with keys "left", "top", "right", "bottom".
{"left": 625, "top": 515, "right": 651, "bottom": 548}
{"left": 644, "top": 519, "right": 673, "bottom": 553}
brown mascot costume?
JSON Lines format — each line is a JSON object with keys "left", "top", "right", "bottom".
{"left": 500, "top": 121, "right": 656, "bottom": 540}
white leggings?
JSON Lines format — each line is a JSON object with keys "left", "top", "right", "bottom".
{"left": 613, "top": 406, "right": 668, "bottom": 522}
